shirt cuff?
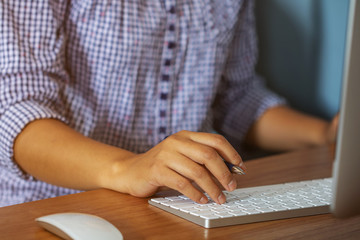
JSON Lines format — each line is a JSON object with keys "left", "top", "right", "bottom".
{"left": 0, "top": 100, "right": 67, "bottom": 179}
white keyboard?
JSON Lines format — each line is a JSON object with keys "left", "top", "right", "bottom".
{"left": 149, "top": 178, "right": 332, "bottom": 228}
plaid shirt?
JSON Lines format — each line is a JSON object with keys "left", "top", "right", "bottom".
{"left": 0, "top": 0, "right": 285, "bottom": 206}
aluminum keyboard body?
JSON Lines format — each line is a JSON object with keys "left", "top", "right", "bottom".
{"left": 149, "top": 178, "right": 332, "bottom": 228}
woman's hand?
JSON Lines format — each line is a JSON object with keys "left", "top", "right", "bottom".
{"left": 325, "top": 113, "right": 339, "bottom": 144}
{"left": 104, "top": 130, "right": 246, "bottom": 205}
{"left": 245, "top": 106, "right": 340, "bottom": 151}
{"left": 14, "top": 119, "right": 245, "bottom": 205}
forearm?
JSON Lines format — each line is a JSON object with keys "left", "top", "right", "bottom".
{"left": 13, "top": 119, "right": 135, "bottom": 191}
{"left": 245, "top": 106, "right": 332, "bottom": 152}
{"left": 13, "top": 119, "right": 247, "bottom": 205}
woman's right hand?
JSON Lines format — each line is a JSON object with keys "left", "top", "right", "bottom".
{"left": 104, "top": 130, "right": 246, "bottom": 204}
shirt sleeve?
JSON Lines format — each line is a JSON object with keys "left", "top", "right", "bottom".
{"left": 0, "top": 1, "right": 70, "bottom": 178}
{"left": 213, "top": 0, "right": 287, "bottom": 142}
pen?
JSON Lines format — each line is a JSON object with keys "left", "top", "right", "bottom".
{"left": 225, "top": 161, "right": 246, "bottom": 175}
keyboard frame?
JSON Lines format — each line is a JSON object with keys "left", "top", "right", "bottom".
{"left": 149, "top": 179, "right": 331, "bottom": 228}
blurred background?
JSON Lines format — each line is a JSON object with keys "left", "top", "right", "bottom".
{"left": 255, "top": 0, "right": 349, "bottom": 120}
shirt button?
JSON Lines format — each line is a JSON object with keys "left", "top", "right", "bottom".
{"left": 164, "top": 59, "right": 171, "bottom": 66}
{"left": 160, "top": 110, "right": 166, "bottom": 117}
{"left": 169, "top": 24, "right": 175, "bottom": 31}
{"left": 159, "top": 127, "right": 166, "bottom": 134}
{"left": 168, "top": 42, "right": 176, "bottom": 49}
{"left": 162, "top": 74, "right": 170, "bottom": 81}
{"left": 169, "top": 6, "right": 176, "bottom": 14}
{"left": 160, "top": 93, "right": 168, "bottom": 100}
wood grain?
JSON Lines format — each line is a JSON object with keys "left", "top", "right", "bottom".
{"left": 1, "top": 145, "right": 359, "bottom": 240}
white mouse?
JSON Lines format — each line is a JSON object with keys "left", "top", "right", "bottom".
{"left": 35, "top": 212, "right": 123, "bottom": 240}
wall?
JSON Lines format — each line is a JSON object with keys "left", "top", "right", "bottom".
{"left": 255, "top": 0, "right": 349, "bottom": 119}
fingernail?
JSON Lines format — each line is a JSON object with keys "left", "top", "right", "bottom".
{"left": 200, "top": 196, "right": 208, "bottom": 204}
{"left": 228, "top": 179, "right": 237, "bottom": 191}
{"left": 239, "top": 162, "right": 247, "bottom": 171}
{"left": 217, "top": 193, "right": 226, "bottom": 204}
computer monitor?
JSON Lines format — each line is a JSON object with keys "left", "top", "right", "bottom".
{"left": 331, "top": 0, "right": 360, "bottom": 218}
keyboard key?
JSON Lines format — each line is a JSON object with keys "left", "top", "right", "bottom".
{"left": 149, "top": 178, "right": 332, "bottom": 228}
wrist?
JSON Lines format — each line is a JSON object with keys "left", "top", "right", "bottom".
{"left": 308, "top": 120, "right": 332, "bottom": 147}
{"left": 97, "top": 149, "right": 136, "bottom": 192}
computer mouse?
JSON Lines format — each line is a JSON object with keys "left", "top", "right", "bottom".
{"left": 35, "top": 212, "right": 123, "bottom": 240}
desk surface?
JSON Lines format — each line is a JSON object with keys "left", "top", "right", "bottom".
{"left": 1, "top": 145, "right": 360, "bottom": 240}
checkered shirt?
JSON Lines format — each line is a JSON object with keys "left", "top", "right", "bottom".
{"left": 0, "top": 0, "right": 285, "bottom": 206}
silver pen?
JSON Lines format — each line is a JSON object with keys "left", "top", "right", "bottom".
{"left": 224, "top": 161, "right": 246, "bottom": 175}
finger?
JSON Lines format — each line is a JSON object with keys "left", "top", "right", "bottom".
{"left": 166, "top": 132, "right": 238, "bottom": 191}
{"left": 329, "top": 113, "right": 339, "bottom": 142}
{"left": 155, "top": 166, "right": 209, "bottom": 204}
{"left": 181, "top": 131, "right": 246, "bottom": 170}
{"left": 165, "top": 132, "right": 237, "bottom": 192}
{"left": 165, "top": 153, "right": 227, "bottom": 204}
{"left": 178, "top": 140, "right": 237, "bottom": 192}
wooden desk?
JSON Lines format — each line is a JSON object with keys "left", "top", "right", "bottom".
{"left": 1, "top": 146, "right": 360, "bottom": 239}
